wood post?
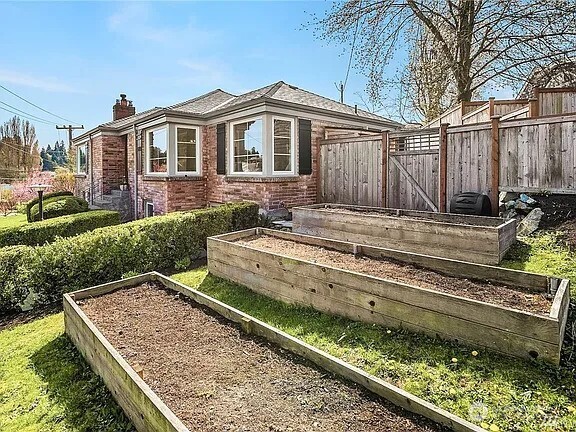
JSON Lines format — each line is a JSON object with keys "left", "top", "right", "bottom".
{"left": 381, "top": 131, "right": 388, "bottom": 207}
{"left": 439, "top": 123, "right": 449, "bottom": 212}
{"left": 490, "top": 116, "right": 501, "bottom": 216}
{"left": 488, "top": 97, "right": 496, "bottom": 117}
{"left": 532, "top": 88, "right": 541, "bottom": 117}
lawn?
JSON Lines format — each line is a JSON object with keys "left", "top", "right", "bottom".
{"left": 0, "top": 214, "right": 27, "bottom": 230}
{"left": 0, "top": 312, "right": 132, "bottom": 432}
{"left": 0, "top": 231, "right": 574, "bottom": 432}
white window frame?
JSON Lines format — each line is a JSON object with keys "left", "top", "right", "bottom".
{"left": 76, "top": 142, "right": 88, "bottom": 174}
{"left": 271, "top": 116, "right": 296, "bottom": 175}
{"left": 144, "top": 201, "right": 154, "bottom": 217}
{"left": 229, "top": 117, "right": 264, "bottom": 176}
{"left": 145, "top": 126, "right": 169, "bottom": 176}
{"left": 174, "top": 125, "right": 201, "bottom": 176}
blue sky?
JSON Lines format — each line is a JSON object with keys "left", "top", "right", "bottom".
{"left": 0, "top": 1, "right": 388, "bottom": 148}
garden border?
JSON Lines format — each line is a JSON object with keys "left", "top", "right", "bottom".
{"left": 64, "top": 272, "right": 484, "bottom": 432}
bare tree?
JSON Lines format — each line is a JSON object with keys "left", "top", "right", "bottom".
{"left": 312, "top": 0, "right": 576, "bottom": 109}
{"left": 0, "top": 116, "right": 40, "bottom": 179}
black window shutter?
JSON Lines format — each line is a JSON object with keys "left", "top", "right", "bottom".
{"left": 216, "top": 123, "right": 226, "bottom": 175}
{"left": 298, "top": 119, "right": 312, "bottom": 175}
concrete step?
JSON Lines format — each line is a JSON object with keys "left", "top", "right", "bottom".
{"left": 110, "top": 189, "right": 130, "bottom": 197}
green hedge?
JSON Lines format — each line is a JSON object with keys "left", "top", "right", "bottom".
{"left": 30, "top": 196, "right": 89, "bottom": 222}
{"left": 0, "top": 246, "right": 32, "bottom": 313}
{"left": 26, "top": 191, "right": 73, "bottom": 222}
{"left": 0, "top": 202, "right": 259, "bottom": 314}
{"left": 0, "top": 210, "right": 120, "bottom": 247}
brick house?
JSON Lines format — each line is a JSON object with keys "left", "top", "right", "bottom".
{"left": 73, "top": 81, "right": 400, "bottom": 219}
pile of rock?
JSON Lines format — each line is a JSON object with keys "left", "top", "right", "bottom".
{"left": 499, "top": 192, "right": 543, "bottom": 237}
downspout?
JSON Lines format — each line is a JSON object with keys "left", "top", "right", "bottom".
{"left": 133, "top": 124, "right": 139, "bottom": 220}
{"left": 89, "top": 133, "right": 94, "bottom": 205}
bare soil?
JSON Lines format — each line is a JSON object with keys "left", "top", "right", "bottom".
{"left": 237, "top": 235, "right": 552, "bottom": 315}
{"left": 79, "top": 283, "right": 445, "bottom": 432}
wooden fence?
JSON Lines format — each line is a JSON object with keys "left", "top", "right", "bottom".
{"left": 319, "top": 113, "right": 576, "bottom": 214}
{"left": 318, "top": 135, "right": 382, "bottom": 207}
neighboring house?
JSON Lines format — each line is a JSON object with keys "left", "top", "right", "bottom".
{"left": 73, "top": 81, "right": 400, "bottom": 219}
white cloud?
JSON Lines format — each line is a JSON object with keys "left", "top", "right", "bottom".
{"left": 107, "top": 2, "right": 217, "bottom": 46}
{"left": 0, "top": 68, "right": 81, "bottom": 93}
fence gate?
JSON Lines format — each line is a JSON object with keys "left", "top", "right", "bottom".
{"left": 319, "top": 136, "right": 382, "bottom": 207}
{"left": 386, "top": 129, "right": 440, "bottom": 211}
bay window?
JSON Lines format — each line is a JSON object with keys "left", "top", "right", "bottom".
{"left": 76, "top": 143, "right": 87, "bottom": 174}
{"left": 229, "top": 115, "right": 295, "bottom": 176}
{"left": 144, "top": 124, "right": 201, "bottom": 176}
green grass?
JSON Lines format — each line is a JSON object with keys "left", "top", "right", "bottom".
{"left": 0, "top": 313, "right": 132, "bottom": 432}
{"left": 173, "top": 233, "right": 576, "bottom": 432}
{"left": 0, "top": 214, "right": 27, "bottom": 230}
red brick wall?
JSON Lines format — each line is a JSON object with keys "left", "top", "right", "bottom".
{"left": 82, "top": 117, "right": 365, "bottom": 218}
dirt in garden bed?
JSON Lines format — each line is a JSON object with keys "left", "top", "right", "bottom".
{"left": 79, "top": 283, "right": 445, "bottom": 432}
{"left": 236, "top": 235, "right": 552, "bottom": 315}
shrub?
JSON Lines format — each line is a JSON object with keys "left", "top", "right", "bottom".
{"left": 30, "top": 196, "right": 89, "bottom": 222}
{"left": 0, "top": 202, "right": 259, "bottom": 313}
{"left": 0, "top": 246, "right": 32, "bottom": 313}
{"left": 26, "top": 191, "right": 73, "bottom": 222}
{"left": 0, "top": 210, "right": 121, "bottom": 247}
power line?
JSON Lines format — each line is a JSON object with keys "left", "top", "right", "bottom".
{"left": 0, "top": 84, "right": 79, "bottom": 124}
{"left": 0, "top": 100, "right": 56, "bottom": 125}
{"left": 0, "top": 105, "right": 55, "bottom": 125}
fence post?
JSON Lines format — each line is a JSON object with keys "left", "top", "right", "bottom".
{"left": 439, "top": 123, "right": 449, "bottom": 212}
{"left": 488, "top": 97, "right": 496, "bottom": 117}
{"left": 381, "top": 131, "right": 388, "bottom": 207}
{"left": 528, "top": 98, "right": 539, "bottom": 118}
{"left": 490, "top": 116, "right": 501, "bottom": 216}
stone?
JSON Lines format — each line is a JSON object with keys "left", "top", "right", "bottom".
{"left": 514, "top": 201, "right": 528, "bottom": 211}
{"left": 506, "top": 200, "right": 516, "bottom": 209}
{"left": 517, "top": 208, "right": 543, "bottom": 237}
{"left": 502, "top": 209, "right": 518, "bottom": 220}
{"left": 519, "top": 193, "right": 537, "bottom": 205}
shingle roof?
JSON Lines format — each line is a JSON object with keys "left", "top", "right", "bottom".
{"left": 167, "top": 89, "right": 235, "bottom": 114}
{"left": 86, "top": 81, "right": 398, "bottom": 137}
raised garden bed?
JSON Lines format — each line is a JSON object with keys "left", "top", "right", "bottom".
{"left": 292, "top": 204, "right": 516, "bottom": 265}
{"left": 64, "top": 272, "right": 483, "bottom": 432}
{"left": 207, "top": 229, "right": 570, "bottom": 364}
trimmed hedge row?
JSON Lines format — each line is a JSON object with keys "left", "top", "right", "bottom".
{"left": 26, "top": 191, "right": 73, "bottom": 222}
{"left": 30, "top": 196, "right": 89, "bottom": 222}
{"left": 0, "top": 202, "right": 259, "bottom": 314}
{"left": 0, "top": 210, "right": 121, "bottom": 247}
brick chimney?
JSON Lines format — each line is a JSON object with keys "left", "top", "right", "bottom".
{"left": 113, "top": 93, "right": 136, "bottom": 121}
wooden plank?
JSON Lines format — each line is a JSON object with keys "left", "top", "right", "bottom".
{"left": 389, "top": 157, "right": 438, "bottom": 212}
{"left": 490, "top": 117, "right": 500, "bottom": 215}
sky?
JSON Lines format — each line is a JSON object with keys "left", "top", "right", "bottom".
{"left": 0, "top": 1, "right": 385, "bottom": 148}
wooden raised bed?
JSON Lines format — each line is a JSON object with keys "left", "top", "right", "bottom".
{"left": 64, "top": 272, "right": 484, "bottom": 432}
{"left": 292, "top": 203, "right": 517, "bottom": 265}
{"left": 207, "top": 228, "right": 570, "bottom": 364}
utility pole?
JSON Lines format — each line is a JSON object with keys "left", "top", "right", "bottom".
{"left": 56, "top": 124, "right": 84, "bottom": 150}
{"left": 334, "top": 81, "right": 344, "bottom": 103}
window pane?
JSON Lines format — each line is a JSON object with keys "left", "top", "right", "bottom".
{"left": 274, "top": 119, "right": 291, "bottom": 137}
{"left": 150, "top": 158, "right": 167, "bottom": 172}
{"left": 274, "top": 137, "right": 291, "bottom": 154}
{"left": 274, "top": 155, "right": 291, "bottom": 172}
{"left": 177, "top": 128, "right": 196, "bottom": 144}
{"left": 177, "top": 142, "right": 196, "bottom": 158}
{"left": 148, "top": 128, "right": 167, "bottom": 173}
{"left": 78, "top": 145, "right": 87, "bottom": 173}
{"left": 178, "top": 157, "right": 196, "bottom": 172}
{"left": 232, "top": 119, "right": 262, "bottom": 173}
